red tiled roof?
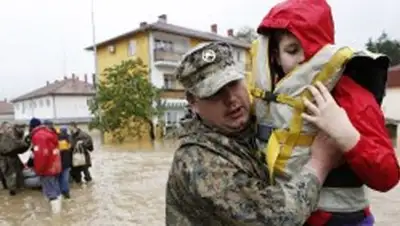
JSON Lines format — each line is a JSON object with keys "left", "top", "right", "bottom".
{"left": 388, "top": 64, "right": 400, "bottom": 88}
{"left": 11, "top": 76, "right": 95, "bottom": 103}
{"left": 0, "top": 101, "right": 14, "bottom": 115}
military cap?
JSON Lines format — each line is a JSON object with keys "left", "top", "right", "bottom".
{"left": 175, "top": 42, "right": 245, "bottom": 98}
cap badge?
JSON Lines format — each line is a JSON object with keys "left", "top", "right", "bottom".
{"left": 202, "top": 49, "right": 216, "bottom": 63}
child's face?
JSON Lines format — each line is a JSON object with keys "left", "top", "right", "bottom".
{"left": 276, "top": 33, "right": 305, "bottom": 75}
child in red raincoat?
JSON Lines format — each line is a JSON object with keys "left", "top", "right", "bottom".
{"left": 253, "top": 0, "right": 400, "bottom": 225}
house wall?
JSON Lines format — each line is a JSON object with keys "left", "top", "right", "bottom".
{"left": 13, "top": 95, "right": 94, "bottom": 122}
{"left": 382, "top": 88, "right": 400, "bottom": 147}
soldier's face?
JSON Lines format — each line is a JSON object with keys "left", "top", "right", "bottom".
{"left": 191, "top": 80, "right": 251, "bottom": 133}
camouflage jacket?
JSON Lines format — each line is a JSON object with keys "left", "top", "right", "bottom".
{"left": 0, "top": 131, "right": 29, "bottom": 157}
{"left": 165, "top": 117, "right": 322, "bottom": 226}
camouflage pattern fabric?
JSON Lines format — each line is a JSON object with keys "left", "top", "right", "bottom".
{"left": 0, "top": 123, "right": 29, "bottom": 191}
{"left": 165, "top": 117, "right": 322, "bottom": 226}
{"left": 175, "top": 42, "right": 245, "bottom": 98}
{"left": 0, "top": 155, "right": 23, "bottom": 191}
{"left": 0, "top": 125, "right": 30, "bottom": 156}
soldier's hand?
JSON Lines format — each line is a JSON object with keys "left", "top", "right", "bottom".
{"left": 306, "top": 131, "right": 343, "bottom": 184}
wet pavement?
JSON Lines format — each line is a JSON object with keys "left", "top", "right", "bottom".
{"left": 0, "top": 138, "right": 398, "bottom": 225}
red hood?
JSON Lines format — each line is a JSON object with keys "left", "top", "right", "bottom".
{"left": 257, "top": 0, "right": 335, "bottom": 60}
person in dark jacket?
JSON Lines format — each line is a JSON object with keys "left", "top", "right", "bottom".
{"left": 0, "top": 169, "right": 7, "bottom": 189}
{"left": 43, "top": 120, "right": 57, "bottom": 133}
{"left": 26, "top": 118, "right": 41, "bottom": 168}
{"left": 69, "top": 122, "right": 94, "bottom": 183}
{"left": 57, "top": 127, "right": 72, "bottom": 198}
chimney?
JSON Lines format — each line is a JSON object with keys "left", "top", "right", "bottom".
{"left": 84, "top": 74, "right": 88, "bottom": 83}
{"left": 158, "top": 14, "right": 167, "bottom": 23}
{"left": 139, "top": 21, "right": 147, "bottom": 27}
{"left": 3, "top": 98, "right": 7, "bottom": 102}
{"left": 211, "top": 24, "right": 218, "bottom": 33}
{"left": 46, "top": 81, "right": 50, "bottom": 86}
{"left": 227, "top": 29, "right": 234, "bottom": 37}
{"left": 72, "top": 73, "right": 75, "bottom": 79}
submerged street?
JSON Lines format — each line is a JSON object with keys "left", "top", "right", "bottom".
{"left": 0, "top": 138, "right": 398, "bottom": 225}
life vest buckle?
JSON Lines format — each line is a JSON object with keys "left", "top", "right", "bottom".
{"left": 256, "top": 123, "right": 274, "bottom": 142}
{"left": 262, "top": 91, "right": 277, "bottom": 103}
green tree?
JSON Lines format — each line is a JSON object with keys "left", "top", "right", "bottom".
{"left": 88, "top": 58, "right": 165, "bottom": 143}
{"left": 366, "top": 31, "right": 400, "bottom": 66}
{"left": 234, "top": 26, "right": 258, "bottom": 43}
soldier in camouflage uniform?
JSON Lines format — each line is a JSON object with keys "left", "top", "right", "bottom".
{"left": 0, "top": 122, "right": 30, "bottom": 195}
{"left": 165, "top": 42, "right": 343, "bottom": 226}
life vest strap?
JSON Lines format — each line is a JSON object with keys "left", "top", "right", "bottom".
{"left": 265, "top": 130, "right": 315, "bottom": 182}
{"left": 251, "top": 88, "right": 277, "bottom": 103}
{"left": 251, "top": 88, "right": 303, "bottom": 109}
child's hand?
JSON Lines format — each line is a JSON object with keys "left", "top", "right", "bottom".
{"left": 301, "top": 81, "right": 360, "bottom": 152}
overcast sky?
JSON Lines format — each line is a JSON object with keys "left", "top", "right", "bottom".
{"left": 0, "top": 0, "right": 398, "bottom": 100}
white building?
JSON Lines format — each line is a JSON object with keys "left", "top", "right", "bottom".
{"left": 382, "top": 64, "right": 400, "bottom": 147}
{"left": 11, "top": 74, "right": 95, "bottom": 126}
{"left": 0, "top": 99, "right": 15, "bottom": 123}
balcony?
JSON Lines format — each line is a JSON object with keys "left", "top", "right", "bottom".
{"left": 161, "top": 79, "right": 185, "bottom": 99}
{"left": 163, "top": 76, "right": 184, "bottom": 90}
{"left": 153, "top": 49, "right": 184, "bottom": 68}
{"left": 160, "top": 89, "right": 185, "bottom": 99}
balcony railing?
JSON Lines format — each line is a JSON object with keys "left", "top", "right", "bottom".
{"left": 163, "top": 82, "right": 184, "bottom": 90}
{"left": 154, "top": 49, "right": 185, "bottom": 63}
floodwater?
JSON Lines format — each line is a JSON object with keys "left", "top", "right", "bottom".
{"left": 0, "top": 138, "right": 399, "bottom": 226}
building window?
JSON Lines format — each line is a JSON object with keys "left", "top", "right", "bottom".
{"left": 163, "top": 74, "right": 175, "bottom": 89}
{"left": 155, "top": 39, "right": 173, "bottom": 51}
{"left": 87, "top": 97, "right": 93, "bottom": 106}
{"left": 22, "top": 102, "right": 25, "bottom": 113}
{"left": 39, "top": 99, "right": 43, "bottom": 107}
{"left": 236, "top": 51, "right": 242, "bottom": 62}
{"left": 166, "top": 111, "right": 178, "bottom": 125}
{"left": 128, "top": 40, "right": 136, "bottom": 56}
{"left": 46, "top": 98, "right": 51, "bottom": 107}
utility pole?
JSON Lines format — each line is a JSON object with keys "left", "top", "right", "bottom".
{"left": 91, "top": 0, "right": 104, "bottom": 144}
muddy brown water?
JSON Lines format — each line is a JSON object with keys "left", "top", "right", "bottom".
{"left": 0, "top": 138, "right": 398, "bottom": 226}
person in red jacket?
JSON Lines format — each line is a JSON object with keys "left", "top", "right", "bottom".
{"left": 29, "top": 118, "right": 62, "bottom": 214}
{"left": 254, "top": 0, "right": 400, "bottom": 225}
